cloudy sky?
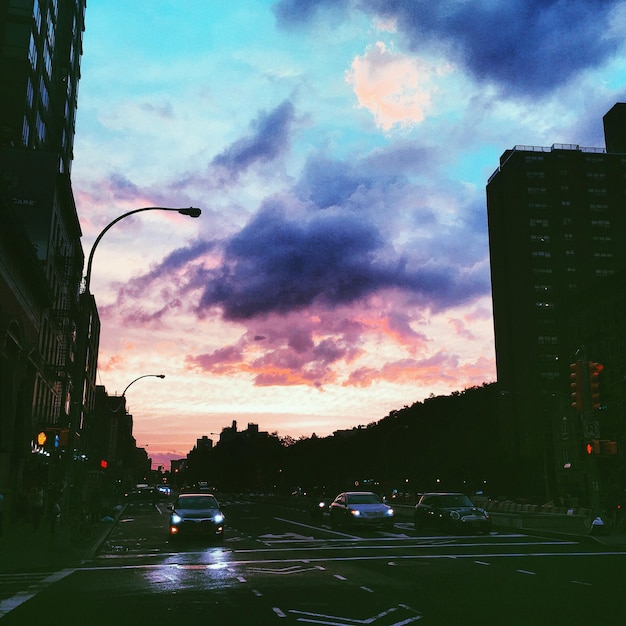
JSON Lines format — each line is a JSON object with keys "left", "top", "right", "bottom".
{"left": 71, "top": 0, "right": 626, "bottom": 468}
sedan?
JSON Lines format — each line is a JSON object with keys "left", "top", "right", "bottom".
{"left": 329, "top": 491, "right": 394, "bottom": 529}
{"left": 414, "top": 492, "right": 492, "bottom": 533}
{"left": 168, "top": 493, "right": 225, "bottom": 540}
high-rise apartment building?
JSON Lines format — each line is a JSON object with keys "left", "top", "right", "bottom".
{"left": 0, "top": 1, "right": 92, "bottom": 511}
{"left": 487, "top": 104, "right": 626, "bottom": 502}
{"left": 0, "top": 0, "right": 86, "bottom": 174}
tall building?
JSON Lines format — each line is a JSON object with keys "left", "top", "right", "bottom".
{"left": 0, "top": 0, "right": 86, "bottom": 174}
{"left": 487, "top": 104, "right": 626, "bottom": 503}
{"left": 0, "top": 1, "right": 90, "bottom": 515}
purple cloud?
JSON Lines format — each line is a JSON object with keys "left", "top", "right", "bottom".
{"left": 275, "top": 0, "right": 622, "bottom": 97}
{"left": 211, "top": 100, "right": 296, "bottom": 175}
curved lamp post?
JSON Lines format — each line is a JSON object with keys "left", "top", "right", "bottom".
{"left": 122, "top": 373, "right": 165, "bottom": 397}
{"left": 84, "top": 206, "right": 201, "bottom": 292}
{"left": 111, "top": 374, "right": 165, "bottom": 413}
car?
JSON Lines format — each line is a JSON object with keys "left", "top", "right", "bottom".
{"left": 168, "top": 493, "right": 226, "bottom": 540}
{"left": 413, "top": 492, "right": 492, "bottom": 533}
{"left": 329, "top": 491, "right": 394, "bottom": 529}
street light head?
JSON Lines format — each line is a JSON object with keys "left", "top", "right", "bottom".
{"left": 178, "top": 207, "right": 202, "bottom": 218}
{"left": 157, "top": 374, "right": 165, "bottom": 379}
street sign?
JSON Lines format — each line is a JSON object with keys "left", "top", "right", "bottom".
{"left": 583, "top": 421, "right": 600, "bottom": 438}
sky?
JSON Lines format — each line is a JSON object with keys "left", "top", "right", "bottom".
{"left": 71, "top": 0, "right": 626, "bottom": 469}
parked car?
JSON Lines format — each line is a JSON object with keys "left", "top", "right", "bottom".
{"left": 414, "top": 492, "right": 492, "bottom": 533}
{"left": 168, "top": 493, "right": 225, "bottom": 540}
{"left": 329, "top": 491, "right": 394, "bottom": 529}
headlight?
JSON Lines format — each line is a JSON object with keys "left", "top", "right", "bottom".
{"left": 450, "top": 511, "right": 461, "bottom": 520}
{"left": 317, "top": 501, "right": 326, "bottom": 509}
{"left": 350, "top": 509, "right": 361, "bottom": 517}
{"left": 171, "top": 513, "right": 182, "bottom": 524}
{"left": 386, "top": 508, "right": 394, "bottom": 516}
{"left": 213, "top": 513, "right": 225, "bottom": 524}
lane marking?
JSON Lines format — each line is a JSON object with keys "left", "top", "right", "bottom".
{"left": 334, "top": 574, "right": 347, "bottom": 580}
{"left": 571, "top": 580, "right": 592, "bottom": 586}
{"left": 0, "top": 568, "right": 75, "bottom": 618}
{"left": 273, "top": 607, "right": 286, "bottom": 618}
{"left": 475, "top": 561, "right": 490, "bottom": 566}
{"left": 517, "top": 569, "right": 536, "bottom": 575}
{"left": 80, "top": 549, "right": 626, "bottom": 571}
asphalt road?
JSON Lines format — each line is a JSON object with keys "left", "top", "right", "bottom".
{"left": 1, "top": 495, "right": 625, "bottom": 625}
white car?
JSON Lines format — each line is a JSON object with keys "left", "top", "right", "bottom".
{"left": 329, "top": 491, "right": 394, "bottom": 529}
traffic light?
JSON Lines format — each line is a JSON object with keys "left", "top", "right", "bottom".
{"left": 584, "top": 440, "right": 618, "bottom": 456}
{"left": 570, "top": 361, "right": 583, "bottom": 411}
{"left": 588, "top": 361, "right": 604, "bottom": 410}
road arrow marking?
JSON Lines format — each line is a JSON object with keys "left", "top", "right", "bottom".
{"left": 288, "top": 603, "right": 422, "bottom": 624}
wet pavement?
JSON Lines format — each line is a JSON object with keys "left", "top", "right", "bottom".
{"left": 1, "top": 502, "right": 625, "bottom": 574}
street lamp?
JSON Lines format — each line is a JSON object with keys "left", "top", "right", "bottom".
{"left": 111, "top": 374, "right": 165, "bottom": 413}
{"left": 84, "top": 206, "right": 201, "bottom": 292}
{"left": 122, "top": 374, "right": 165, "bottom": 397}
{"left": 72, "top": 206, "right": 200, "bottom": 457}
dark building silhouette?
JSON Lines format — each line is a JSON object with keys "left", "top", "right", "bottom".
{"left": 0, "top": 0, "right": 86, "bottom": 173}
{"left": 487, "top": 103, "right": 626, "bottom": 503}
{"left": 0, "top": 1, "right": 91, "bottom": 517}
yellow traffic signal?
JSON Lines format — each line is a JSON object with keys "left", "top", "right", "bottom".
{"left": 570, "top": 361, "right": 583, "bottom": 411}
{"left": 588, "top": 361, "right": 604, "bottom": 411}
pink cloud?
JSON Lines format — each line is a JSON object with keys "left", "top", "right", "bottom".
{"left": 346, "top": 42, "right": 436, "bottom": 130}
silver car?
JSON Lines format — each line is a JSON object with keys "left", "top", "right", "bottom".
{"left": 329, "top": 491, "right": 394, "bottom": 529}
{"left": 168, "top": 493, "right": 225, "bottom": 541}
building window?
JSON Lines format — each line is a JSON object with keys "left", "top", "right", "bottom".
{"left": 534, "top": 284, "right": 553, "bottom": 294}
{"left": 530, "top": 235, "right": 550, "bottom": 244}
{"left": 538, "top": 336, "right": 558, "bottom": 345}
{"left": 28, "top": 33, "right": 38, "bottom": 71}
{"left": 21, "top": 115, "right": 30, "bottom": 146}
{"left": 529, "top": 218, "right": 549, "bottom": 227}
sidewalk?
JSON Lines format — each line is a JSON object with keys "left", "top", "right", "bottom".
{"left": 472, "top": 496, "right": 626, "bottom": 546}
{"left": 0, "top": 515, "right": 116, "bottom": 573}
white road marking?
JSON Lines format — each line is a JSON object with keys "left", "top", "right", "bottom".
{"left": 0, "top": 568, "right": 75, "bottom": 618}
{"left": 517, "top": 569, "right": 536, "bottom": 575}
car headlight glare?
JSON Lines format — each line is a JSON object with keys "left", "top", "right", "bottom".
{"left": 386, "top": 508, "right": 394, "bottom": 516}
{"left": 171, "top": 513, "right": 182, "bottom": 524}
{"left": 213, "top": 513, "right": 225, "bottom": 524}
{"left": 350, "top": 509, "right": 360, "bottom": 517}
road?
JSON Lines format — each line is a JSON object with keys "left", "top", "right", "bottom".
{"left": 1, "top": 495, "right": 625, "bottom": 624}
